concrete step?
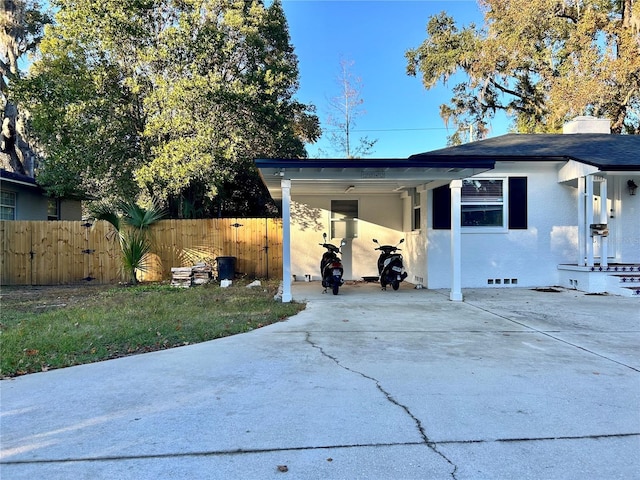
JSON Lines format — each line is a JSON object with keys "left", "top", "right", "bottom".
{"left": 606, "top": 273, "right": 640, "bottom": 297}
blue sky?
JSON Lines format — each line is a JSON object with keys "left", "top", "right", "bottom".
{"left": 279, "top": 0, "right": 510, "bottom": 158}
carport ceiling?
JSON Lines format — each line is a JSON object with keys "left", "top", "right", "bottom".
{"left": 255, "top": 158, "right": 495, "bottom": 199}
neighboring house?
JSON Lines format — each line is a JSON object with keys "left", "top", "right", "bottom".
{"left": 0, "top": 169, "right": 82, "bottom": 221}
{"left": 256, "top": 117, "right": 640, "bottom": 301}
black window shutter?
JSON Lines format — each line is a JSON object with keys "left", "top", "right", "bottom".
{"left": 432, "top": 185, "right": 451, "bottom": 230}
{"left": 508, "top": 177, "right": 527, "bottom": 229}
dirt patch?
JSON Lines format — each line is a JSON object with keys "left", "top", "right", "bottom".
{"left": 1, "top": 284, "right": 122, "bottom": 312}
{"left": 532, "top": 287, "right": 563, "bottom": 293}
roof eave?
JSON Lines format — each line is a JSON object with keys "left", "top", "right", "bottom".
{"left": 255, "top": 157, "right": 496, "bottom": 170}
{"left": 0, "top": 169, "right": 40, "bottom": 189}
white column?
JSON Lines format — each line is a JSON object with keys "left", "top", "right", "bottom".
{"left": 585, "top": 175, "right": 594, "bottom": 267}
{"left": 281, "top": 179, "right": 292, "bottom": 302}
{"left": 450, "top": 180, "right": 463, "bottom": 301}
{"left": 577, "top": 176, "right": 586, "bottom": 266}
{"left": 599, "top": 178, "right": 608, "bottom": 267}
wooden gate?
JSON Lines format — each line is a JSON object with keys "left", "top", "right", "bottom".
{"left": 0, "top": 221, "right": 123, "bottom": 285}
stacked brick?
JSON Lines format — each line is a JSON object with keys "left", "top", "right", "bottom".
{"left": 171, "top": 263, "right": 213, "bottom": 287}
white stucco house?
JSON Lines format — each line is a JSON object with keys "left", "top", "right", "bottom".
{"left": 256, "top": 117, "right": 640, "bottom": 301}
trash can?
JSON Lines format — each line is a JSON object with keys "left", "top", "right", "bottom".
{"left": 216, "top": 256, "right": 236, "bottom": 280}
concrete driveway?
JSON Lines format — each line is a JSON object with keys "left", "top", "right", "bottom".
{"left": 1, "top": 282, "right": 639, "bottom": 479}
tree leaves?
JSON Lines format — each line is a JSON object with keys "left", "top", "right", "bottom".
{"left": 406, "top": 0, "right": 640, "bottom": 141}
{"left": 90, "top": 199, "right": 165, "bottom": 283}
{"left": 15, "top": 0, "right": 320, "bottom": 215}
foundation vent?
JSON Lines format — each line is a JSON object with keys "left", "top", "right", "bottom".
{"left": 487, "top": 278, "right": 518, "bottom": 286}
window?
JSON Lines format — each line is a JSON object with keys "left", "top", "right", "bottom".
{"left": 47, "top": 198, "right": 59, "bottom": 220}
{"left": 0, "top": 191, "right": 16, "bottom": 220}
{"left": 431, "top": 177, "right": 527, "bottom": 230}
{"left": 331, "top": 200, "right": 358, "bottom": 239}
{"left": 461, "top": 179, "right": 504, "bottom": 227}
{"left": 411, "top": 188, "right": 421, "bottom": 231}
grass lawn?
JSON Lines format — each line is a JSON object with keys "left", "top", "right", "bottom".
{"left": 0, "top": 280, "right": 305, "bottom": 378}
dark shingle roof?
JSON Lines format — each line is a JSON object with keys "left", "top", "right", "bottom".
{"left": 409, "top": 134, "right": 640, "bottom": 171}
{"left": 0, "top": 168, "right": 39, "bottom": 187}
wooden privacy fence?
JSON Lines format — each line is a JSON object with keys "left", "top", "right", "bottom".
{"left": 1, "top": 218, "right": 283, "bottom": 286}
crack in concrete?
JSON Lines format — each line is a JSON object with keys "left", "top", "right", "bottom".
{"left": 442, "top": 431, "right": 640, "bottom": 445}
{"left": 304, "top": 332, "right": 459, "bottom": 479}
{"left": 0, "top": 442, "right": 425, "bottom": 465}
{"left": 3, "top": 433, "right": 638, "bottom": 466}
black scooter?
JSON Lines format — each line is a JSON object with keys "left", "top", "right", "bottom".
{"left": 320, "top": 233, "right": 345, "bottom": 295}
{"left": 373, "top": 238, "right": 408, "bottom": 291}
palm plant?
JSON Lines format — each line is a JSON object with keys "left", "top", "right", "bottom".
{"left": 91, "top": 199, "right": 165, "bottom": 284}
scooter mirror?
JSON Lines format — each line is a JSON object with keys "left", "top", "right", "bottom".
{"left": 372, "top": 239, "right": 379, "bottom": 244}
{"left": 323, "top": 233, "right": 327, "bottom": 241}
{"left": 341, "top": 240, "right": 347, "bottom": 247}
{"left": 399, "top": 239, "right": 405, "bottom": 244}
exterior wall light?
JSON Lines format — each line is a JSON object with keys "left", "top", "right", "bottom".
{"left": 628, "top": 179, "right": 638, "bottom": 196}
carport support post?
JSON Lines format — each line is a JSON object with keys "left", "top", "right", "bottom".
{"left": 450, "top": 180, "right": 463, "bottom": 301}
{"left": 598, "top": 177, "right": 608, "bottom": 268}
{"left": 281, "top": 179, "right": 292, "bottom": 302}
{"left": 578, "top": 176, "right": 586, "bottom": 266}
{"left": 585, "top": 175, "right": 594, "bottom": 267}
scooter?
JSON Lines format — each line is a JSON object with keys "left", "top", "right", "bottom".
{"left": 319, "top": 233, "right": 345, "bottom": 295}
{"left": 373, "top": 238, "right": 408, "bottom": 291}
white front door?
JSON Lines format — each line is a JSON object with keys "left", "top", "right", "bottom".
{"left": 592, "top": 178, "right": 617, "bottom": 261}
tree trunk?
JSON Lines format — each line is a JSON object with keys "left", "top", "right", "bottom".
{"left": 1, "top": 1, "right": 37, "bottom": 176}
{"left": 1, "top": 106, "right": 27, "bottom": 174}
{"left": 622, "top": 0, "right": 632, "bottom": 27}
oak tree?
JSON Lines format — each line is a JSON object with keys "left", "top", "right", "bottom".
{"left": 0, "top": 0, "right": 51, "bottom": 175}
{"left": 406, "top": 0, "right": 640, "bottom": 142}
{"left": 15, "top": 0, "right": 320, "bottom": 215}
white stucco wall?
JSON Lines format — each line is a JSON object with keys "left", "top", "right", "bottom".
{"left": 288, "top": 167, "right": 638, "bottom": 290}
{"left": 401, "top": 187, "right": 428, "bottom": 286}
{"left": 617, "top": 175, "right": 640, "bottom": 262}
{"left": 289, "top": 194, "right": 404, "bottom": 281}
{"left": 426, "top": 163, "right": 579, "bottom": 289}
{"left": 403, "top": 231, "right": 426, "bottom": 286}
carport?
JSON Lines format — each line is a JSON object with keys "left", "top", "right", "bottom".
{"left": 255, "top": 157, "right": 494, "bottom": 302}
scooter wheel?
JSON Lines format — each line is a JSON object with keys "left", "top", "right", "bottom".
{"left": 332, "top": 284, "right": 339, "bottom": 295}
{"left": 392, "top": 280, "right": 400, "bottom": 291}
